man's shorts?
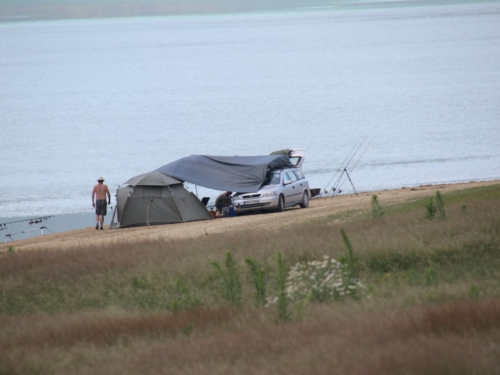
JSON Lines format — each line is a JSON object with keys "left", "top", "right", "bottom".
{"left": 95, "top": 200, "right": 107, "bottom": 216}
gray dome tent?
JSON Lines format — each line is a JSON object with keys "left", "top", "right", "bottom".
{"left": 111, "top": 171, "right": 211, "bottom": 228}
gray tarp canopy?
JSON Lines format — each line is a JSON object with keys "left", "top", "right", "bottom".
{"left": 155, "top": 154, "right": 292, "bottom": 193}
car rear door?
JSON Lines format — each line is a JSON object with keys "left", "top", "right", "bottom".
{"left": 269, "top": 148, "right": 306, "bottom": 170}
{"left": 289, "top": 149, "right": 305, "bottom": 170}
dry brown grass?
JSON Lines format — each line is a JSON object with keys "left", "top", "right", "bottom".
{"left": 1, "top": 182, "right": 499, "bottom": 374}
{"left": 2, "top": 301, "right": 499, "bottom": 374}
{"left": 0, "top": 308, "right": 236, "bottom": 349}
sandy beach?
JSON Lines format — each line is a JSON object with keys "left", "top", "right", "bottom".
{"left": 2, "top": 179, "right": 498, "bottom": 253}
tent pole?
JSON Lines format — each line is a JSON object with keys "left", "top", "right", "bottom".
{"left": 109, "top": 206, "right": 117, "bottom": 229}
{"left": 147, "top": 204, "right": 150, "bottom": 227}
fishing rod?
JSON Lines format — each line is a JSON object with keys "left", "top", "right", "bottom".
{"left": 322, "top": 135, "right": 367, "bottom": 196}
{"left": 334, "top": 140, "right": 372, "bottom": 196}
{"left": 3, "top": 226, "right": 55, "bottom": 242}
{"left": 0, "top": 215, "right": 54, "bottom": 228}
{"left": 323, "top": 128, "right": 373, "bottom": 197}
{"left": 322, "top": 138, "right": 363, "bottom": 195}
{"left": 1, "top": 216, "right": 55, "bottom": 242}
{"left": 327, "top": 128, "right": 372, "bottom": 195}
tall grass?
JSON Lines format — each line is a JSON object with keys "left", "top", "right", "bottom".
{"left": 0, "top": 184, "right": 499, "bottom": 374}
{"left": 425, "top": 190, "right": 446, "bottom": 220}
{"left": 244, "top": 258, "right": 267, "bottom": 307}
{"left": 371, "top": 194, "right": 384, "bottom": 218}
{"left": 210, "top": 251, "right": 242, "bottom": 307}
{"left": 276, "top": 251, "right": 290, "bottom": 322}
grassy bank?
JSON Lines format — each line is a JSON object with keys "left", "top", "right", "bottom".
{"left": 1, "top": 184, "right": 499, "bottom": 374}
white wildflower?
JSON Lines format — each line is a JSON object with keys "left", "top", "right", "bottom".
{"left": 266, "top": 255, "right": 366, "bottom": 306}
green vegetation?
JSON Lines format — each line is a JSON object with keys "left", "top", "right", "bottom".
{"left": 244, "top": 257, "right": 267, "bottom": 307}
{"left": 425, "top": 190, "right": 446, "bottom": 220}
{"left": 1, "top": 183, "right": 499, "bottom": 374}
{"left": 435, "top": 190, "right": 446, "bottom": 219}
{"left": 371, "top": 194, "right": 384, "bottom": 218}
{"left": 425, "top": 195, "right": 437, "bottom": 219}
{"left": 276, "top": 251, "right": 290, "bottom": 322}
{"left": 210, "top": 251, "right": 242, "bottom": 307}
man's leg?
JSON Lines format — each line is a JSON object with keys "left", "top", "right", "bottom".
{"left": 95, "top": 214, "right": 99, "bottom": 230}
{"left": 99, "top": 215, "right": 104, "bottom": 230}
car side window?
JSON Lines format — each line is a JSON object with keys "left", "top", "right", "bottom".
{"left": 283, "top": 172, "right": 291, "bottom": 183}
{"left": 294, "top": 170, "right": 304, "bottom": 180}
{"left": 270, "top": 173, "right": 280, "bottom": 185}
{"left": 264, "top": 172, "right": 280, "bottom": 185}
{"left": 285, "top": 171, "right": 298, "bottom": 182}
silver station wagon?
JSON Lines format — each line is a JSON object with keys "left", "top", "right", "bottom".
{"left": 232, "top": 149, "right": 310, "bottom": 213}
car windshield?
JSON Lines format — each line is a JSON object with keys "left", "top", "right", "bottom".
{"left": 263, "top": 172, "right": 280, "bottom": 185}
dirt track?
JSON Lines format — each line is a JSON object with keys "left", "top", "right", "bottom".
{"left": 1, "top": 180, "right": 498, "bottom": 253}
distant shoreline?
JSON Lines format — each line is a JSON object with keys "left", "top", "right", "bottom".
{"left": 2, "top": 1, "right": 323, "bottom": 23}
{"left": 1, "top": 0, "right": 492, "bottom": 23}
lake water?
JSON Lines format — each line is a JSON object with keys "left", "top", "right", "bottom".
{"left": 1, "top": 0, "right": 500, "bottom": 240}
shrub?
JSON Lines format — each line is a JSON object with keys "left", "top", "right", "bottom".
{"left": 371, "top": 194, "right": 384, "bottom": 218}
{"left": 425, "top": 191, "right": 446, "bottom": 220}
{"left": 244, "top": 258, "right": 267, "bottom": 307}
{"left": 435, "top": 190, "right": 446, "bottom": 219}
{"left": 172, "top": 279, "right": 203, "bottom": 313}
{"left": 425, "top": 197, "right": 437, "bottom": 220}
{"left": 210, "top": 251, "right": 242, "bottom": 307}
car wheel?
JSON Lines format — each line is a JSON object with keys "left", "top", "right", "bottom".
{"left": 277, "top": 195, "right": 285, "bottom": 212}
{"left": 299, "top": 191, "right": 309, "bottom": 208}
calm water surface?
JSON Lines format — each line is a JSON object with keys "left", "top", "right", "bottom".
{"left": 1, "top": 1, "right": 499, "bottom": 231}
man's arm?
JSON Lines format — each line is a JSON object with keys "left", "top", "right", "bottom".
{"left": 92, "top": 186, "right": 96, "bottom": 207}
{"left": 106, "top": 186, "right": 111, "bottom": 204}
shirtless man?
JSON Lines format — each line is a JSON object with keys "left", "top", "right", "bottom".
{"left": 92, "top": 177, "right": 111, "bottom": 230}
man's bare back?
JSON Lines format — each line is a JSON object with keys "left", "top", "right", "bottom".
{"left": 92, "top": 183, "right": 110, "bottom": 201}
